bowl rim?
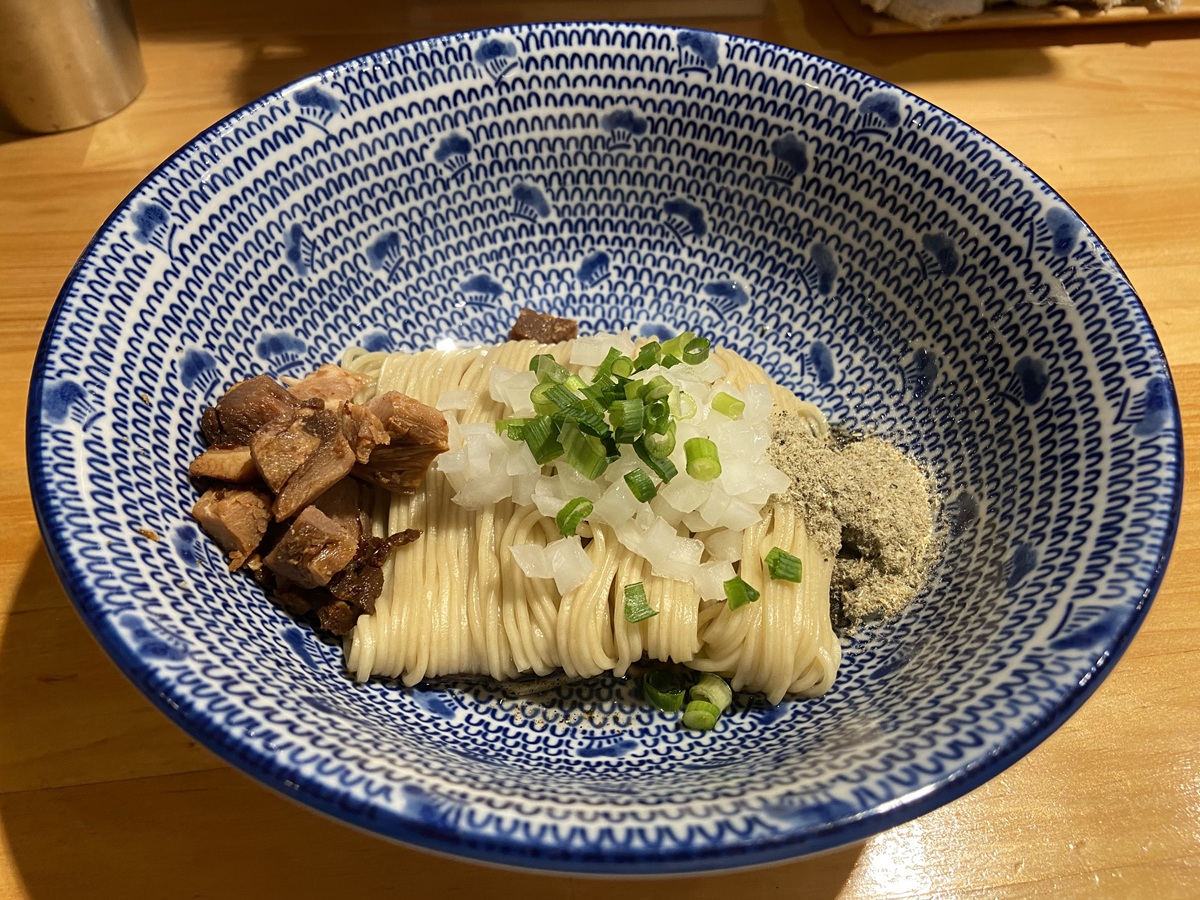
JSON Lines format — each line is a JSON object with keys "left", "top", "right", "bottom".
{"left": 26, "top": 20, "right": 1184, "bottom": 875}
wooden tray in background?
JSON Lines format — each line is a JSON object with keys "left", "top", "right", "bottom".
{"left": 831, "top": 0, "right": 1200, "bottom": 34}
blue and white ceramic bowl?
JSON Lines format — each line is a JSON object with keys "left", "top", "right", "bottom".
{"left": 28, "top": 23, "right": 1181, "bottom": 874}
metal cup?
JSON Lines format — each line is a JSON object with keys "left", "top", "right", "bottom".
{"left": 0, "top": 0, "right": 145, "bottom": 134}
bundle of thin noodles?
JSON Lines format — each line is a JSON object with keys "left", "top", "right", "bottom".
{"left": 342, "top": 337, "right": 840, "bottom": 704}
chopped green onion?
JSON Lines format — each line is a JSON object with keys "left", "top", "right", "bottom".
{"left": 682, "top": 699, "right": 721, "bottom": 731}
{"left": 684, "top": 437, "right": 721, "bottom": 481}
{"left": 563, "top": 374, "right": 589, "bottom": 394}
{"left": 555, "top": 404, "right": 610, "bottom": 438}
{"left": 579, "top": 379, "right": 613, "bottom": 414}
{"left": 542, "top": 382, "right": 581, "bottom": 412}
{"left": 642, "top": 667, "right": 683, "bottom": 711}
{"left": 608, "top": 398, "right": 644, "bottom": 443}
{"left": 661, "top": 331, "right": 695, "bottom": 362}
{"left": 522, "top": 415, "right": 563, "bottom": 464}
{"left": 640, "top": 375, "right": 673, "bottom": 403}
{"left": 634, "top": 437, "right": 678, "bottom": 483}
{"left": 765, "top": 546, "right": 803, "bottom": 582}
{"left": 674, "top": 391, "right": 698, "bottom": 420}
{"left": 556, "top": 497, "right": 593, "bottom": 537}
{"left": 643, "top": 420, "right": 676, "bottom": 458}
{"left": 624, "top": 468, "right": 658, "bottom": 502}
{"left": 531, "top": 354, "right": 570, "bottom": 384}
{"left": 594, "top": 347, "right": 624, "bottom": 379}
{"left": 645, "top": 397, "right": 672, "bottom": 434}
{"left": 682, "top": 336, "right": 711, "bottom": 365}
{"left": 633, "top": 342, "right": 661, "bottom": 372}
{"left": 712, "top": 391, "right": 745, "bottom": 419}
{"left": 610, "top": 356, "right": 634, "bottom": 378}
{"left": 495, "top": 417, "right": 530, "bottom": 441}
{"left": 661, "top": 355, "right": 682, "bottom": 369}
{"left": 723, "top": 576, "right": 760, "bottom": 609}
{"left": 624, "top": 582, "right": 658, "bottom": 624}
{"left": 623, "top": 379, "right": 643, "bottom": 401}
{"left": 561, "top": 424, "right": 609, "bottom": 480}
{"left": 530, "top": 380, "right": 557, "bottom": 415}
{"left": 689, "top": 673, "right": 733, "bottom": 714}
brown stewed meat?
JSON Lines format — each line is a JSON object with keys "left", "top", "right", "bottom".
{"left": 249, "top": 416, "right": 322, "bottom": 492}
{"left": 272, "top": 413, "right": 357, "bottom": 520}
{"left": 287, "top": 364, "right": 372, "bottom": 406}
{"left": 355, "top": 392, "right": 450, "bottom": 493}
{"left": 189, "top": 365, "right": 443, "bottom": 638}
{"left": 316, "top": 600, "right": 359, "bottom": 635}
{"left": 328, "top": 529, "right": 421, "bottom": 614}
{"left": 312, "top": 478, "right": 366, "bottom": 536}
{"left": 191, "top": 487, "right": 271, "bottom": 570}
{"left": 509, "top": 307, "right": 578, "bottom": 343}
{"left": 264, "top": 506, "right": 360, "bottom": 589}
{"left": 188, "top": 447, "right": 257, "bottom": 482}
{"left": 341, "top": 401, "right": 391, "bottom": 465}
{"left": 201, "top": 376, "right": 297, "bottom": 447}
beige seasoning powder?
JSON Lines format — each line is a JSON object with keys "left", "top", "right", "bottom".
{"left": 768, "top": 410, "right": 938, "bottom": 627}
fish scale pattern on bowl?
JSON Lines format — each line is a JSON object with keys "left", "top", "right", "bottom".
{"left": 28, "top": 22, "right": 1180, "bottom": 874}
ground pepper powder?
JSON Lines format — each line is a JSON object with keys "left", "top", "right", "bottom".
{"left": 768, "top": 410, "right": 938, "bottom": 629}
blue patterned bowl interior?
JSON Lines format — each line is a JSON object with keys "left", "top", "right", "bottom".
{"left": 27, "top": 24, "right": 1181, "bottom": 874}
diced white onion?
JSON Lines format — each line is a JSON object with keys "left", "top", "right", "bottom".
{"left": 757, "top": 464, "right": 791, "bottom": 495}
{"left": 687, "top": 357, "right": 725, "bottom": 383}
{"left": 435, "top": 390, "right": 472, "bottom": 411}
{"left": 694, "top": 559, "right": 736, "bottom": 601}
{"left": 532, "top": 477, "right": 565, "bottom": 518}
{"left": 650, "top": 495, "right": 685, "bottom": 528}
{"left": 511, "top": 472, "right": 538, "bottom": 507}
{"left": 716, "top": 497, "right": 761, "bottom": 531}
{"left": 504, "top": 443, "right": 541, "bottom": 476}
{"left": 642, "top": 517, "right": 678, "bottom": 552}
{"left": 546, "top": 537, "right": 593, "bottom": 594}
{"left": 442, "top": 409, "right": 461, "bottom": 444}
{"left": 711, "top": 422, "right": 754, "bottom": 463}
{"left": 510, "top": 544, "right": 552, "bottom": 578}
{"left": 635, "top": 501, "right": 657, "bottom": 530}
{"left": 436, "top": 446, "right": 469, "bottom": 475}
{"left": 613, "top": 521, "right": 642, "bottom": 554}
{"left": 499, "top": 370, "right": 538, "bottom": 417}
{"left": 448, "top": 332, "right": 796, "bottom": 597}
{"left": 720, "top": 458, "right": 758, "bottom": 496}
{"left": 451, "top": 470, "right": 511, "bottom": 509}
{"left": 554, "top": 464, "right": 603, "bottom": 501}
{"left": 593, "top": 479, "right": 639, "bottom": 526}
{"left": 704, "top": 529, "right": 743, "bottom": 563}
{"left": 488, "top": 365, "right": 519, "bottom": 402}
{"left": 743, "top": 383, "right": 772, "bottom": 422}
{"left": 661, "top": 474, "right": 710, "bottom": 513}
{"left": 664, "top": 535, "right": 704, "bottom": 579}
{"left": 698, "top": 488, "right": 731, "bottom": 530}
{"left": 570, "top": 336, "right": 618, "bottom": 366}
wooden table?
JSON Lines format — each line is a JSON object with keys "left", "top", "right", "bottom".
{"left": 2, "top": 1, "right": 1197, "bottom": 896}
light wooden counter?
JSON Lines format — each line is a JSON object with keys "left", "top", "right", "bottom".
{"left": 2, "top": 1, "right": 1197, "bottom": 896}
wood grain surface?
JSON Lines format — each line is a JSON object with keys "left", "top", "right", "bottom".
{"left": 831, "top": 0, "right": 1200, "bottom": 35}
{"left": 2, "top": 1, "right": 1197, "bottom": 897}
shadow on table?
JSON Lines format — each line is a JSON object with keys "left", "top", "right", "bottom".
{"left": 0, "top": 544, "right": 864, "bottom": 898}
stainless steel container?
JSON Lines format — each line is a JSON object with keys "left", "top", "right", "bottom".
{"left": 0, "top": 0, "right": 145, "bottom": 134}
